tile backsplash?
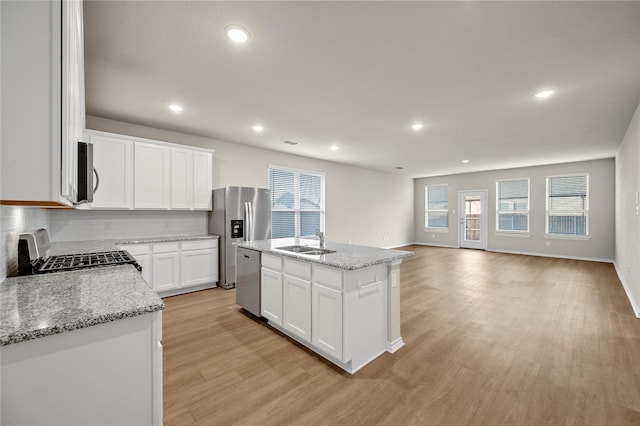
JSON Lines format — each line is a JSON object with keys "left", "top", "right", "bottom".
{"left": 49, "top": 209, "right": 208, "bottom": 242}
{"left": 1, "top": 207, "right": 209, "bottom": 281}
{"left": 1, "top": 206, "right": 50, "bottom": 280}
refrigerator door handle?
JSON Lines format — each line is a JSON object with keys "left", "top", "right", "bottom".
{"left": 248, "top": 202, "right": 254, "bottom": 241}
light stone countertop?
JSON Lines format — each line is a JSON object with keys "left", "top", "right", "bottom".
{"left": 49, "top": 234, "right": 219, "bottom": 256}
{"left": 0, "top": 265, "right": 164, "bottom": 346}
{"left": 237, "top": 238, "right": 413, "bottom": 270}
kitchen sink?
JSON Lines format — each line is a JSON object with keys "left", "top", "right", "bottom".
{"left": 275, "top": 245, "right": 336, "bottom": 255}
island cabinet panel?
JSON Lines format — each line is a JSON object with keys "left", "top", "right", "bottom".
{"left": 283, "top": 273, "right": 312, "bottom": 343}
{"left": 343, "top": 264, "right": 388, "bottom": 369}
{"left": 312, "top": 282, "right": 343, "bottom": 360}
{"left": 261, "top": 267, "right": 283, "bottom": 325}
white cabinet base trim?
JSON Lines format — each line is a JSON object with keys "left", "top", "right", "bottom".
{"left": 386, "top": 337, "right": 405, "bottom": 353}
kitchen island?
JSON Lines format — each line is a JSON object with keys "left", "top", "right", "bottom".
{"left": 237, "top": 238, "right": 413, "bottom": 374}
{"left": 0, "top": 265, "right": 164, "bottom": 425}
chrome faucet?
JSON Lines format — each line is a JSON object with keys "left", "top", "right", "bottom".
{"left": 316, "top": 229, "right": 325, "bottom": 248}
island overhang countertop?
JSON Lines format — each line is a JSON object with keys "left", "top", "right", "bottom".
{"left": 237, "top": 238, "right": 413, "bottom": 270}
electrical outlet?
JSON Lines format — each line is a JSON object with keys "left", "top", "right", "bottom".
{"left": 546, "top": 241, "right": 551, "bottom": 247}
{"left": 104, "top": 221, "right": 111, "bottom": 231}
{"left": 432, "top": 234, "right": 436, "bottom": 239}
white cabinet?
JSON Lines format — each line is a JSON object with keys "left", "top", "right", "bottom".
{"left": 1, "top": 311, "right": 162, "bottom": 426}
{"left": 181, "top": 240, "right": 218, "bottom": 286}
{"left": 312, "top": 282, "right": 343, "bottom": 360}
{"left": 120, "top": 239, "right": 219, "bottom": 296}
{"left": 135, "top": 142, "right": 171, "bottom": 209}
{"left": 88, "top": 134, "right": 134, "bottom": 209}
{"left": 261, "top": 254, "right": 283, "bottom": 326}
{"left": 193, "top": 151, "right": 213, "bottom": 209}
{"left": 171, "top": 148, "right": 193, "bottom": 209}
{"left": 60, "top": 0, "right": 85, "bottom": 203}
{"left": 262, "top": 269, "right": 283, "bottom": 325}
{"left": 76, "top": 130, "right": 213, "bottom": 210}
{"left": 1, "top": 0, "right": 84, "bottom": 206}
{"left": 151, "top": 243, "right": 180, "bottom": 292}
{"left": 283, "top": 259, "right": 312, "bottom": 343}
{"left": 259, "top": 253, "right": 390, "bottom": 374}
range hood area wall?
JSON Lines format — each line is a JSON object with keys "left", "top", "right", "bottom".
{"left": 86, "top": 116, "right": 415, "bottom": 249}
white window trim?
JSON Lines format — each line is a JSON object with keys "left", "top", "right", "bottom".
{"left": 424, "top": 184, "right": 449, "bottom": 230}
{"left": 495, "top": 177, "right": 530, "bottom": 233}
{"left": 268, "top": 165, "right": 326, "bottom": 238}
{"left": 545, "top": 172, "right": 590, "bottom": 239}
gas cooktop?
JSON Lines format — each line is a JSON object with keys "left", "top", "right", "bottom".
{"left": 38, "top": 250, "right": 141, "bottom": 273}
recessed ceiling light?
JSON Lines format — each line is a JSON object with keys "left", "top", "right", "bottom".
{"left": 461, "top": 160, "right": 470, "bottom": 163}
{"left": 535, "top": 89, "right": 554, "bottom": 99}
{"left": 330, "top": 145, "right": 339, "bottom": 152}
{"left": 225, "top": 25, "right": 250, "bottom": 43}
{"left": 411, "top": 123, "right": 424, "bottom": 131}
{"left": 252, "top": 125, "right": 264, "bottom": 133}
{"left": 169, "top": 104, "right": 183, "bottom": 113}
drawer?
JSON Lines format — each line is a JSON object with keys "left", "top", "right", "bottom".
{"left": 262, "top": 253, "right": 282, "bottom": 272}
{"left": 284, "top": 258, "right": 311, "bottom": 280}
{"left": 181, "top": 239, "right": 218, "bottom": 251}
{"left": 118, "top": 244, "right": 150, "bottom": 256}
{"left": 312, "top": 264, "right": 343, "bottom": 290}
{"left": 153, "top": 242, "right": 179, "bottom": 254}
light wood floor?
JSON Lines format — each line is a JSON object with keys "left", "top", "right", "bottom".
{"left": 162, "top": 245, "right": 640, "bottom": 425}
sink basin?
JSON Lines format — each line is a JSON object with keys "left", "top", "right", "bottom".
{"left": 275, "top": 245, "right": 336, "bottom": 255}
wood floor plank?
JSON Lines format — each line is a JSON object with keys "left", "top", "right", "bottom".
{"left": 162, "top": 245, "right": 640, "bottom": 425}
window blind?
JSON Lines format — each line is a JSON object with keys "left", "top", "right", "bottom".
{"left": 546, "top": 174, "right": 589, "bottom": 236}
{"left": 425, "top": 185, "right": 448, "bottom": 228}
{"left": 269, "top": 166, "right": 324, "bottom": 238}
{"left": 497, "top": 179, "right": 529, "bottom": 232}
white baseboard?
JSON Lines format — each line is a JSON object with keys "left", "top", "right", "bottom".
{"left": 487, "top": 249, "right": 613, "bottom": 264}
{"left": 614, "top": 261, "right": 640, "bottom": 318}
{"left": 386, "top": 337, "right": 405, "bottom": 353}
{"left": 383, "top": 243, "right": 415, "bottom": 249}
{"left": 411, "top": 242, "right": 460, "bottom": 249}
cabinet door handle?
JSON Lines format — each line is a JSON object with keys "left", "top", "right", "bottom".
{"left": 93, "top": 168, "right": 100, "bottom": 194}
{"left": 358, "top": 279, "right": 383, "bottom": 289}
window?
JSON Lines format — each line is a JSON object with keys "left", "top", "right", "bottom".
{"left": 496, "top": 179, "right": 530, "bottom": 232}
{"left": 268, "top": 166, "right": 325, "bottom": 238}
{"left": 546, "top": 174, "right": 589, "bottom": 236}
{"left": 425, "top": 185, "right": 448, "bottom": 228}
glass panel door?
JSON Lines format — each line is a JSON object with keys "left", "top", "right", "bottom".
{"left": 458, "top": 190, "right": 488, "bottom": 249}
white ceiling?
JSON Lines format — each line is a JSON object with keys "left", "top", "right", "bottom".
{"left": 83, "top": 1, "right": 640, "bottom": 178}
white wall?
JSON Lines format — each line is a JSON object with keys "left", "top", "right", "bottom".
{"left": 86, "top": 116, "right": 415, "bottom": 248}
{"left": 414, "top": 158, "right": 615, "bottom": 261}
{"left": 615, "top": 101, "right": 640, "bottom": 316}
{"left": 0, "top": 206, "right": 50, "bottom": 279}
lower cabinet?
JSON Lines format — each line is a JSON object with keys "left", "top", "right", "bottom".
{"left": 260, "top": 253, "right": 388, "bottom": 373}
{"left": 118, "top": 238, "right": 218, "bottom": 296}
{"left": 312, "top": 282, "right": 343, "bottom": 360}
{"left": 152, "top": 244, "right": 180, "bottom": 293}
{"left": 261, "top": 266, "right": 283, "bottom": 325}
{"left": 1, "top": 312, "right": 162, "bottom": 426}
{"left": 283, "top": 274, "right": 312, "bottom": 343}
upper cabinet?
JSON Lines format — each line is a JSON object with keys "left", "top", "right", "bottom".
{"left": 87, "top": 134, "right": 134, "bottom": 209}
{"left": 0, "top": 0, "right": 85, "bottom": 206}
{"left": 83, "top": 130, "right": 214, "bottom": 211}
{"left": 134, "top": 142, "right": 172, "bottom": 209}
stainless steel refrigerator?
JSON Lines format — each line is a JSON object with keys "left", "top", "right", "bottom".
{"left": 208, "top": 186, "right": 271, "bottom": 289}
